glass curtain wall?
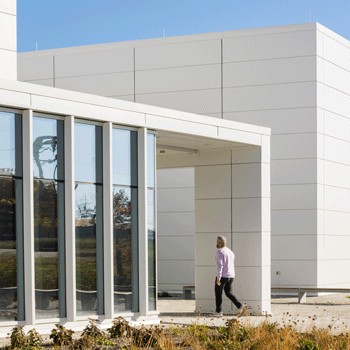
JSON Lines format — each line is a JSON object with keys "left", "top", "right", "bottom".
{"left": 0, "top": 111, "right": 24, "bottom": 321}
{"left": 112, "top": 128, "right": 138, "bottom": 313}
{"left": 33, "top": 116, "right": 65, "bottom": 319}
{"left": 75, "top": 122, "right": 103, "bottom": 316}
{"left": 147, "top": 133, "right": 156, "bottom": 311}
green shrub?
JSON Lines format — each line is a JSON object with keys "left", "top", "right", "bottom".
{"left": 82, "top": 318, "right": 104, "bottom": 338}
{"left": 8, "top": 326, "right": 26, "bottom": 349}
{"left": 50, "top": 324, "right": 74, "bottom": 346}
{"left": 107, "top": 316, "right": 132, "bottom": 338}
{"left": 7, "top": 326, "right": 42, "bottom": 349}
{"left": 27, "top": 329, "right": 42, "bottom": 349}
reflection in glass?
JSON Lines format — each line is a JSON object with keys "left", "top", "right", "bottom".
{"left": 113, "top": 187, "right": 137, "bottom": 312}
{"left": 0, "top": 177, "right": 17, "bottom": 319}
{"left": 147, "top": 134, "right": 155, "bottom": 188}
{"left": 148, "top": 189, "right": 156, "bottom": 311}
{"left": 75, "top": 183, "right": 103, "bottom": 316}
{"left": 33, "top": 117, "right": 64, "bottom": 180}
{"left": 75, "top": 123, "right": 100, "bottom": 184}
{"left": 0, "top": 112, "right": 16, "bottom": 176}
{"left": 147, "top": 133, "right": 156, "bottom": 311}
{"left": 112, "top": 129, "right": 138, "bottom": 187}
{"left": 0, "top": 111, "right": 23, "bottom": 322}
{"left": 34, "top": 180, "right": 60, "bottom": 319}
{"left": 75, "top": 122, "right": 103, "bottom": 316}
{"left": 33, "top": 116, "right": 65, "bottom": 319}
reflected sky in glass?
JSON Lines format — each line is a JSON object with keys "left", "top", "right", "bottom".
{"left": 112, "top": 129, "right": 137, "bottom": 186}
{"left": 33, "top": 117, "right": 58, "bottom": 180}
{"left": 0, "top": 112, "right": 15, "bottom": 176}
{"left": 147, "top": 134, "right": 155, "bottom": 188}
{"left": 75, "top": 123, "right": 96, "bottom": 183}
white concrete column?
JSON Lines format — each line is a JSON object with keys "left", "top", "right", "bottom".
{"left": 103, "top": 122, "right": 113, "bottom": 319}
{"left": 138, "top": 127, "right": 148, "bottom": 315}
{"left": 64, "top": 116, "right": 76, "bottom": 321}
{"left": 0, "top": 0, "right": 17, "bottom": 80}
{"left": 231, "top": 144, "right": 271, "bottom": 315}
{"left": 22, "top": 109, "right": 35, "bottom": 324}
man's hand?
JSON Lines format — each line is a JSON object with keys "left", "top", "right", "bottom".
{"left": 216, "top": 279, "right": 221, "bottom": 286}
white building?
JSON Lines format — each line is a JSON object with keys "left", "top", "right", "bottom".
{"left": 0, "top": 0, "right": 270, "bottom": 335}
{"left": 18, "top": 22, "right": 350, "bottom": 293}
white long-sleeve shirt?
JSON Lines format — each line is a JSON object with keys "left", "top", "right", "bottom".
{"left": 215, "top": 247, "right": 235, "bottom": 280}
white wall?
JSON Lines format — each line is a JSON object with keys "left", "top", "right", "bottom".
{"left": 19, "top": 22, "right": 350, "bottom": 290}
{"left": 157, "top": 168, "right": 195, "bottom": 292}
{"left": 315, "top": 25, "right": 350, "bottom": 288}
{"left": 0, "top": 0, "right": 17, "bottom": 80}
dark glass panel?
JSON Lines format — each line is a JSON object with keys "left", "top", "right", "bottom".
{"left": 147, "top": 134, "right": 155, "bottom": 189}
{"left": 0, "top": 177, "right": 17, "bottom": 320}
{"left": 57, "top": 181, "right": 66, "bottom": 318}
{"left": 113, "top": 187, "right": 138, "bottom": 312}
{"left": 147, "top": 189, "right": 156, "bottom": 311}
{"left": 15, "top": 178, "right": 24, "bottom": 321}
{"left": 112, "top": 129, "right": 138, "bottom": 187}
{"left": 33, "top": 117, "right": 64, "bottom": 180}
{"left": 75, "top": 183, "right": 98, "bottom": 315}
{"left": 34, "top": 180, "right": 59, "bottom": 319}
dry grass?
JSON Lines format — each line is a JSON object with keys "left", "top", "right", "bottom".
{"left": 2, "top": 317, "right": 350, "bottom": 349}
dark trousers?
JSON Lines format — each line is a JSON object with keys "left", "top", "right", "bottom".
{"left": 215, "top": 277, "right": 242, "bottom": 312}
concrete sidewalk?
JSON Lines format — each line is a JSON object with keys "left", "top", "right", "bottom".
{"left": 158, "top": 293, "right": 350, "bottom": 334}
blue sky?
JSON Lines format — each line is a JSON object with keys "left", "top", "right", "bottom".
{"left": 17, "top": 0, "right": 350, "bottom": 53}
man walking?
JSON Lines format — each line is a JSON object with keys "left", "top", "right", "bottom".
{"left": 214, "top": 236, "right": 247, "bottom": 317}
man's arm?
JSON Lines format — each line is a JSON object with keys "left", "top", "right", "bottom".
{"left": 216, "top": 251, "right": 223, "bottom": 285}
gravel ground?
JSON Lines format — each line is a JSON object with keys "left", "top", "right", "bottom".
{"left": 157, "top": 293, "right": 350, "bottom": 334}
{"left": 271, "top": 293, "right": 350, "bottom": 319}
{"left": 158, "top": 293, "right": 350, "bottom": 319}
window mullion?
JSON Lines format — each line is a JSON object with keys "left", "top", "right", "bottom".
{"left": 22, "top": 109, "right": 35, "bottom": 325}
{"left": 103, "top": 122, "right": 113, "bottom": 319}
{"left": 65, "top": 116, "right": 76, "bottom": 322}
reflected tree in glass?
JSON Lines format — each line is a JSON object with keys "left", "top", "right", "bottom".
{"left": 0, "top": 112, "right": 22, "bottom": 321}
{"left": 113, "top": 187, "right": 132, "bottom": 312}
{"left": 147, "top": 189, "right": 156, "bottom": 311}
{"left": 34, "top": 180, "right": 59, "bottom": 316}
{"left": 0, "top": 178, "right": 17, "bottom": 319}
{"left": 75, "top": 183, "right": 98, "bottom": 315}
{"left": 33, "top": 117, "right": 64, "bottom": 319}
{"left": 112, "top": 128, "right": 138, "bottom": 313}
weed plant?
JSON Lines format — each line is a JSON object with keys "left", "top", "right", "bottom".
{"left": 2, "top": 316, "right": 350, "bottom": 349}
